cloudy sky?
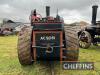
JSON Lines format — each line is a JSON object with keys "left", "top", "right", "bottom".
{"left": 0, "top": 0, "right": 100, "bottom": 24}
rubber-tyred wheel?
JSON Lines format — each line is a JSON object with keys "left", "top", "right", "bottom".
{"left": 79, "top": 31, "right": 92, "bottom": 49}
{"left": 64, "top": 26, "right": 79, "bottom": 61}
{"left": 17, "top": 26, "right": 33, "bottom": 65}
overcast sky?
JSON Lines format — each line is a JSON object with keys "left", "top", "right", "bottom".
{"left": 0, "top": 0, "right": 100, "bottom": 24}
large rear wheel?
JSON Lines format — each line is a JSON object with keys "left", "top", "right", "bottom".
{"left": 79, "top": 31, "right": 92, "bottom": 49}
{"left": 17, "top": 26, "right": 33, "bottom": 65}
{"left": 64, "top": 26, "right": 79, "bottom": 61}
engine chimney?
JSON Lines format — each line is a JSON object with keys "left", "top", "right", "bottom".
{"left": 92, "top": 5, "right": 98, "bottom": 25}
{"left": 46, "top": 6, "right": 50, "bottom": 17}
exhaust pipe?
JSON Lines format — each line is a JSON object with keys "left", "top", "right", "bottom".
{"left": 46, "top": 6, "right": 50, "bottom": 17}
{"left": 92, "top": 5, "right": 98, "bottom": 25}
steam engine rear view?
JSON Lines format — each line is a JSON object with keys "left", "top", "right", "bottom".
{"left": 78, "top": 5, "right": 100, "bottom": 49}
{"left": 17, "top": 6, "right": 79, "bottom": 65}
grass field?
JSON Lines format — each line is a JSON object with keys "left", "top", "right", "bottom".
{"left": 0, "top": 35, "right": 100, "bottom": 75}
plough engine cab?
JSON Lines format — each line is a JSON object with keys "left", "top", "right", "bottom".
{"left": 17, "top": 6, "right": 79, "bottom": 65}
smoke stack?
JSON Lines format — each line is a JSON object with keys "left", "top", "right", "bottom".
{"left": 46, "top": 6, "right": 50, "bottom": 17}
{"left": 92, "top": 5, "right": 98, "bottom": 25}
